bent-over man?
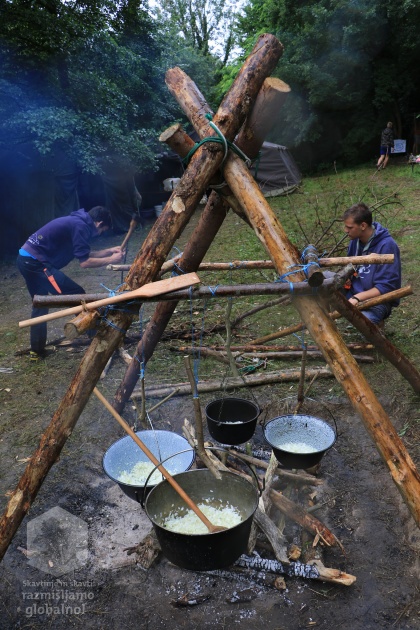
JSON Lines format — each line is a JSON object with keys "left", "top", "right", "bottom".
{"left": 17, "top": 206, "right": 125, "bottom": 360}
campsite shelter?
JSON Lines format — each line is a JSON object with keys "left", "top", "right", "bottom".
{"left": 135, "top": 141, "right": 301, "bottom": 216}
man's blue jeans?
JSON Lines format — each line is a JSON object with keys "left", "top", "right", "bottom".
{"left": 17, "top": 255, "right": 85, "bottom": 354}
{"left": 361, "top": 302, "right": 392, "bottom": 324}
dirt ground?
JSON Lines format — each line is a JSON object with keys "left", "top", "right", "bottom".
{"left": 0, "top": 216, "right": 419, "bottom": 630}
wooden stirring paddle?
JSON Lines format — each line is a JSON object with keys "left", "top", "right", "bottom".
{"left": 93, "top": 387, "right": 226, "bottom": 534}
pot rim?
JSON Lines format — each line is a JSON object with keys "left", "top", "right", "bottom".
{"left": 263, "top": 413, "right": 337, "bottom": 455}
{"left": 102, "top": 431, "right": 195, "bottom": 488}
{"left": 144, "top": 468, "right": 259, "bottom": 537}
{"left": 205, "top": 397, "right": 260, "bottom": 425}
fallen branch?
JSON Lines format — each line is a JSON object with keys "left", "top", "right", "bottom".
{"left": 173, "top": 346, "right": 374, "bottom": 363}
{"left": 130, "top": 367, "right": 333, "bottom": 399}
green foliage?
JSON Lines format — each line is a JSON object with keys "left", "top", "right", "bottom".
{"left": 152, "top": 0, "right": 239, "bottom": 63}
{"left": 220, "top": 0, "right": 420, "bottom": 170}
{"left": 0, "top": 0, "right": 171, "bottom": 173}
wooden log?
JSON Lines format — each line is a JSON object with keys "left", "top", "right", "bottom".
{"left": 32, "top": 275, "right": 346, "bottom": 309}
{"left": 208, "top": 343, "right": 374, "bottom": 352}
{"left": 64, "top": 310, "right": 99, "bottom": 339}
{"left": 254, "top": 508, "right": 288, "bottom": 563}
{"left": 19, "top": 273, "right": 200, "bottom": 328}
{"left": 269, "top": 489, "right": 339, "bottom": 548}
{"left": 106, "top": 253, "right": 395, "bottom": 272}
{"left": 301, "top": 245, "right": 325, "bottom": 287}
{"left": 251, "top": 285, "right": 413, "bottom": 344}
{"left": 0, "top": 34, "right": 284, "bottom": 560}
{"left": 227, "top": 449, "right": 323, "bottom": 486}
{"left": 130, "top": 367, "right": 333, "bottom": 399}
{"left": 235, "top": 555, "right": 356, "bottom": 586}
{"left": 173, "top": 346, "right": 374, "bottom": 364}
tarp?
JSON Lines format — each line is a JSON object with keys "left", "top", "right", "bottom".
{"left": 250, "top": 142, "right": 301, "bottom": 196}
{"left": 134, "top": 141, "right": 301, "bottom": 213}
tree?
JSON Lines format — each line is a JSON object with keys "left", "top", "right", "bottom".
{"left": 225, "top": 0, "right": 420, "bottom": 168}
{"left": 152, "top": 0, "right": 239, "bottom": 65}
{"left": 0, "top": 0, "right": 172, "bottom": 174}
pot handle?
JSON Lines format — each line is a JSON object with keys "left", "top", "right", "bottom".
{"left": 304, "top": 396, "right": 338, "bottom": 439}
{"left": 140, "top": 448, "right": 196, "bottom": 508}
{"left": 141, "top": 446, "right": 263, "bottom": 507}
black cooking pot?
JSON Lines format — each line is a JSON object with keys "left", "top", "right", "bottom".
{"left": 144, "top": 469, "right": 259, "bottom": 571}
{"left": 205, "top": 397, "right": 260, "bottom": 445}
{"left": 263, "top": 413, "right": 337, "bottom": 469}
{"left": 102, "top": 430, "right": 195, "bottom": 503}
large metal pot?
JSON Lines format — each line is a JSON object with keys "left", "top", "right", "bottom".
{"left": 144, "top": 469, "right": 259, "bottom": 571}
{"left": 102, "top": 430, "right": 195, "bottom": 503}
{"left": 205, "top": 397, "right": 260, "bottom": 445}
{"left": 264, "top": 414, "right": 337, "bottom": 469}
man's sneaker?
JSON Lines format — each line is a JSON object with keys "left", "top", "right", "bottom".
{"left": 29, "top": 351, "right": 40, "bottom": 363}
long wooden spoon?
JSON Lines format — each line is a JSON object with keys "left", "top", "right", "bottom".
{"left": 19, "top": 272, "right": 200, "bottom": 328}
{"left": 94, "top": 387, "right": 226, "bottom": 534}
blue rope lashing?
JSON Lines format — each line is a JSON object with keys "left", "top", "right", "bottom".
{"left": 208, "top": 285, "right": 220, "bottom": 297}
{"left": 293, "top": 332, "right": 307, "bottom": 349}
{"left": 300, "top": 246, "right": 321, "bottom": 279}
{"left": 100, "top": 282, "right": 126, "bottom": 297}
{"left": 229, "top": 261, "right": 247, "bottom": 270}
{"left": 275, "top": 270, "right": 300, "bottom": 293}
{"left": 100, "top": 317, "right": 127, "bottom": 334}
{"left": 134, "top": 355, "right": 145, "bottom": 380}
{"left": 301, "top": 245, "right": 317, "bottom": 261}
{"left": 172, "top": 261, "right": 186, "bottom": 276}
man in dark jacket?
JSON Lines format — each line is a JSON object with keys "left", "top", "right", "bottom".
{"left": 343, "top": 203, "right": 401, "bottom": 325}
{"left": 17, "top": 206, "right": 125, "bottom": 359}
{"left": 377, "top": 121, "right": 394, "bottom": 170}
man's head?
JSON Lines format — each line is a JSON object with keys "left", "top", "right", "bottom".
{"left": 343, "top": 203, "right": 374, "bottom": 243}
{"left": 387, "top": 121, "right": 393, "bottom": 129}
{"left": 88, "top": 206, "right": 112, "bottom": 234}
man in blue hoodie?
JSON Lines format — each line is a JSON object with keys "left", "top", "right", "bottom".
{"left": 17, "top": 206, "right": 125, "bottom": 359}
{"left": 343, "top": 203, "right": 401, "bottom": 325}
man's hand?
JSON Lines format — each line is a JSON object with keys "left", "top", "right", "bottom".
{"left": 109, "top": 249, "right": 125, "bottom": 264}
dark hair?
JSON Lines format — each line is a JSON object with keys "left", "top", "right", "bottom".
{"left": 387, "top": 121, "right": 393, "bottom": 128}
{"left": 88, "top": 206, "right": 112, "bottom": 228}
{"left": 342, "top": 203, "right": 373, "bottom": 226}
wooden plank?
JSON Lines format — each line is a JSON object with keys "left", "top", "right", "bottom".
{"left": 19, "top": 273, "right": 200, "bottom": 328}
